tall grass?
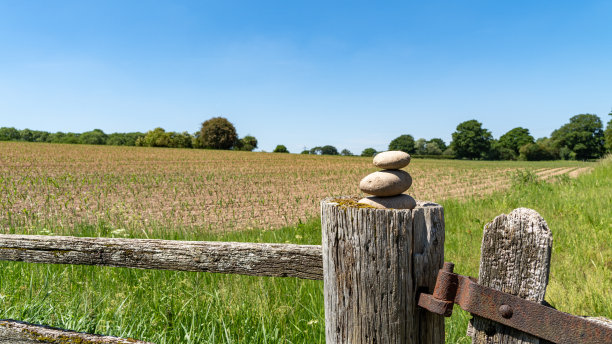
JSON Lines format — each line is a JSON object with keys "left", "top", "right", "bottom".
{"left": 0, "top": 158, "right": 609, "bottom": 343}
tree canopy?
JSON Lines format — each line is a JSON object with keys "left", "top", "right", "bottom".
{"left": 450, "top": 120, "right": 493, "bottom": 159}
{"left": 604, "top": 112, "right": 612, "bottom": 153}
{"left": 234, "top": 135, "right": 258, "bottom": 151}
{"left": 498, "top": 127, "right": 534, "bottom": 155}
{"left": 427, "top": 138, "right": 447, "bottom": 152}
{"left": 388, "top": 135, "right": 415, "bottom": 153}
{"left": 198, "top": 117, "right": 238, "bottom": 150}
{"left": 550, "top": 114, "right": 604, "bottom": 160}
{"left": 361, "top": 148, "right": 377, "bottom": 157}
{"left": 79, "top": 129, "right": 108, "bottom": 145}
{"left": 340, "top": 149, "right": 353, "bottom": 156}
{"left": 273, "top": 144, "right": 289, "bottom": 153}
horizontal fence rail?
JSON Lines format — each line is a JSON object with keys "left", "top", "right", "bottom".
{"left": 0, "top": 320, "right": 153, "bottom": 344}
{"left": 0, "top": 234, "right": 323, "bottom": 280}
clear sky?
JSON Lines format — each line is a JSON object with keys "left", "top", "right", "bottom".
{"left": 1, "top": 1, "right": 611, "bottom": 154}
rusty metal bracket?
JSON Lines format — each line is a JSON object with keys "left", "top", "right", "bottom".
{"left": 418, "top": 262, "right": 612, "bottom": 344}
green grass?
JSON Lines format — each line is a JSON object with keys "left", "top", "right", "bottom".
{"left": 1, "top": 158, "right": 610, "bottom": 343}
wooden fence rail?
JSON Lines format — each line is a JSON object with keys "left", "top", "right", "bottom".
{"left": 0, "top": 235, "right": 323, "bottom": 280}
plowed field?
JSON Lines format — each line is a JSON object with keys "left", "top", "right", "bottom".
{"left": 0, "top": 142, "right": 592, "bottom": 233}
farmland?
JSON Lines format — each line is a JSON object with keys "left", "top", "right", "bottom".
{"left": 0, "top": 142, "right": 589, "bottom": 235}
{"left": 0, "top": 141, "right": 609, "bottom": 343}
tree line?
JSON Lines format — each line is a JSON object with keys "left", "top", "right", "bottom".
{"left": 353, "top": 112, "right": 611, "bottom": 161}
{"left": 2, "top": 112, "right": 611, "bottom": 160}
{"left": 0, "top": 117, "right": 259, "bottom": 152}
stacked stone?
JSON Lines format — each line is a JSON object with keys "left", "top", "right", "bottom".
{"left": 358, "top": 151, "right": 416, "bottom": 209}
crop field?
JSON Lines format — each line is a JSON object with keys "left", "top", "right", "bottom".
{"left": 0, "top": 142, "right": 590, "bottom": 234}
{"left": 0, "top": 142, "right": 608, "bottom": 344}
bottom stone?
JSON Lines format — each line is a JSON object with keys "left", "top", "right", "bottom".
{"left": 358, "top": 194, "right": 416, "bottom": 209}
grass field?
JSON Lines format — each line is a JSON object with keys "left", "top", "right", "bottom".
{"left": 0, "top": 142, "right": 609, "bottom": 343}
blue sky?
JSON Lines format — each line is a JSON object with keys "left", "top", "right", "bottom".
{"left": 1, "top": 1, "right": 611, "bottom": 153}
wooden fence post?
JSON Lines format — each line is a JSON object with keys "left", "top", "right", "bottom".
{"left": 468, "top": 207, "right": 553, "bottom": 344}
{"left": 321, "top": 198, "right": 445, "bottom": 344}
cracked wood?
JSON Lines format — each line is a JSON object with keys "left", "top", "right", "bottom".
{"left": 468, "top": 208, "right": 553, "bottom": 344}
{"left": 321, "top": 199, "right": 445, "bottom": 344}
{"left": 0, "top": 235, "right": 323, "bottom": 280}
{"left": 0, "top": 320, "right": 153, "bottom": 344}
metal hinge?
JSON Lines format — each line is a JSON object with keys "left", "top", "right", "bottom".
{"left": 417, "top": 262, "right": 612, "bottom": 344}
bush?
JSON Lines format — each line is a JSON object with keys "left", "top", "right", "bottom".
{"left": 340, "top": 149, "right": 353, "bottom": 156}
{"left": 361, "top": 148, "right": 377, "bottom": 157}
{"left": 137, "top": 128, "right": 171, "bottom": 147}
{"left": 168, "top": 132, "right": 193, "bottom": 148}
{"left": 235, "top": 135, "right": 258, "bottom": 151}
{"left": 0, "top": 127, "right": 20, "bottom": 141}
{"left": 511, "top": 169, "right": 541, "bottom": 187}
{"left": 79, "top": 129, "right": 108, "bottom": 145}
{"left": 518, "top": 142, "right": 556, "bottom": 161}
{"left": 273, "top": 145, "right": 289, "bottom": 153}
{"left": 198, "top": 117, "right": 238, "bottom": 150}
{"left": 107, "top": 132, "right": 144, "bottom": 146}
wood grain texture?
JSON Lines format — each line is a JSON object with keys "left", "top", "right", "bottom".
{"left": 468, "top": 208, "right": 553, "bottom": 344}
{"left": 0, "top": 235, "right": 323, "bottom": 280}
{"left": 321, "top": 198, "right": 444, "bottom": 344}
{"left": 0, "top": 320, "right": 152, "bottom": 344}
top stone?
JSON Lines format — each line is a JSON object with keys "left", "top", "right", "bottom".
{"left": 373, "top": 151, "right": 411, "bottom": 170}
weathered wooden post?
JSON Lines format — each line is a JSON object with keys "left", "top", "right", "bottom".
{"left": 468, "top": 207, "right": 553, "bottom": 344}
{"left": 321, "top": 198, "right": 445, "bottom": 343}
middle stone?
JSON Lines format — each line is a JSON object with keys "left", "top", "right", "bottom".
{"left": 359, "top": 170, "right": 412, "bottom": 197}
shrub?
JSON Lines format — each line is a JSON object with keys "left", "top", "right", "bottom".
{"left": 198, "top": 117, "right": 238, "bottom": 150}
{"left": 273, "top": 145, "right": 289, "bottom": 153}
{"left": 361, "top": 148, "right": 377, "bottom": 157}
{"left": 235, "top": 135, "right": 258, "bottom": 151}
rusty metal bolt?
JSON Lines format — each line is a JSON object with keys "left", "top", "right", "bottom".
{"left": 442, "top": 262, "right": 455, "bottom": 273}
{"left": 499, "top": 304, "right": 513, "bottom": 319}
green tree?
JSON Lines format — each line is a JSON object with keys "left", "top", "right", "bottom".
{"left": 340, "top": 149, "right": 353, "bottom": 156}
{"left": 79, "top": 129, "right": 108, "bottom": 145}
{"left": 415, "top": 138, "right": 427, "bottom": 155}
{"left": 450, "top": 120, "right": 493, "bottom": 159}
{"left": 169, "top": 131, "right": 193, "bottom": 148}
{"left": 519, "top": 142, "right": 556, "bottom": 161}
{"left": 388, "top": 135, "right": 415, "bottom": 153}
{"left": 320, "top": 145, "right": 339, "bottom": 155}
{"left": 107, "top": 132, "right": 144, "bottom": 146}
{"left": 235, "top": 135, "right": 258, "bottom": 151}
{"left": 490, "top": 140, "right": 515, "bottom": 160}
{"left": 19, "top": 129, "right": 35, "bottom": 142}
{"left": 309, "top": 146, "right": 322, "bottom": 155}
{"left": 198, "top": 117, "right": 238, "bottom": 150}
{"left": 137, "top": 128, "right": 172, "bottom": 147}
{"left": 550, "top": 114, "right": 604, "bottom": 160}
{"left": 425, "top": 141, "right": 443, "bottom": 155}
{"left": 273, "top": 145, "right": 289, "bottom": 153}
{"left": 0, "top": 127, "right": 21, "bottom": 141}
{"left": 604, "top": 112, "right": 612, "bottom": 153}
{"left": 50, "top": 132, "right": 80, "bottom": 144}
{"left": 361, "top": 148, "right": 377, "bottom": 157}
{"left": 498, "top": 127, "right": 534, "bottom": 156}
{"left": 427, "top": 138, "right": 447, "bottom": 152}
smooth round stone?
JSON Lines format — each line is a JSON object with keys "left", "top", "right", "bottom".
{"left": 358, "top": 194, "right": 417, "bottom": 209}
{"left": 373, "top": 151, "right": 411, "bottom": 170}
{"left": 359, "top": 170, "right": 412, "bottom": 196}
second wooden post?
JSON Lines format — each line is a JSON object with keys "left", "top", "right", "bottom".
{"left": 321, "top": 198, "right": 445, "bottom": 344}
